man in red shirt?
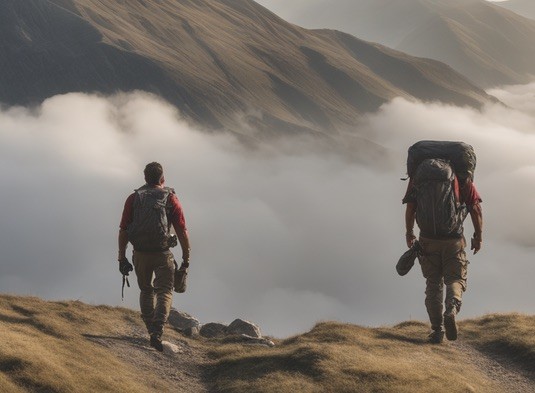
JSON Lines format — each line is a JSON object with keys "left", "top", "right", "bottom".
{"left": 118, "top": 162, "right": 190, "bottom": 351}
{"left": 403, "top": 176, "right": 483, "bottom": 344}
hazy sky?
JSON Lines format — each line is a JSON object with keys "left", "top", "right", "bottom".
{"left": 255, "top": 0, "right": 513, "bottom": 29}
{"left": 1, "top": 82, "right": 534, "bottom": 337}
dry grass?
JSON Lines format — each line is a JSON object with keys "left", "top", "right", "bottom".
{"left": 460, "top": 313, "right": 535, "bottom": 371}
{"left": 1, "top": 294, "right": 533, "bottom": 393}
{"left": 0, "top": 294, "right": 173, "bottom": 393}
{"left": 207, "top": 320, "right": 526, "bottom": 393}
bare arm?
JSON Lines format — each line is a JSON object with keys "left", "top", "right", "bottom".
{"left": 469, "top": 203, "right": 483, "bottom": 254}
{"left": 175, "top": 227, "right": 190, "bottom": 264}
{"left": 118, "top": 229, "right": 129, "bottom": 261}
{"left": 405, "top": 202, "right": 417, "bottom": 248}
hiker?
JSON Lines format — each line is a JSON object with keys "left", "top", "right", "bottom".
{"left": 118, "top": 162, "right": 190, "bottom": 351}
{"left": 402, "top": 141, "right": 483, "bottom": 344}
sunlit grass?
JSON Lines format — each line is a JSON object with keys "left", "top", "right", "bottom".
{"left": 1, "top": 295, "right": 533, "bottom": 393}
{"left": 208, "top": 319, "right": 534, "bottom": 393}
{"left": 0, "top": 295, "right": 171, "bottom": 393}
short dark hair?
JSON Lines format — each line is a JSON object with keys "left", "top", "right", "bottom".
{"left": 144, "top": 162, "right": 164, "bottom": 185}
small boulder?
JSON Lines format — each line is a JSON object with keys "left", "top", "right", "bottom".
{"left": 227, "top": 319, "right": 261, "bottom": 338}
{"left": 199, "top": 322, "right": 227, "bottom": 338}
{"left": 168, "top": 309, "right": 200, "bottom": 332}
{"left": 183, "top": 325, "right": 200, "bottom": 337}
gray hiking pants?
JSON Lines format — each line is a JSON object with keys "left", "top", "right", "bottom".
{"left": 418, "top": 236, "right": 468, "bottom": 331}
{"left": 133, "top": 250, "right": 175, "bottom": 337}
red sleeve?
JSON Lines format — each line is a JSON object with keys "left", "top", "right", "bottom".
{"left": 119, "top": 193, "right": 135, "bottom": 230}
{"left": 168, "top": 194, "right": 187, "bottom": 233}
{"left": 460, "top": 181, "right": 482, "bottom": 209}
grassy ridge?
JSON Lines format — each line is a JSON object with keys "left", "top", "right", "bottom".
{"left": 208, "top": 319, "right": 534, "bottom": 393}
{"left": 0, "top": 295, "right": 533, "bottom": 392}
{"left": 0, "top": 295, "right": 173, "bottom": 393}
{"left": 461, "top": 313, "right": 535, "bottom": 371}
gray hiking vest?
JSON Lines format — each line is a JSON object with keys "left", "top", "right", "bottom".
{"left": 127, "top": 185, "right": 175, "bottom": 252}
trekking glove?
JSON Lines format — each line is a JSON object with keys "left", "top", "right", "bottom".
{"left": 119, "top": 258, "right": 133, "bottom": 276}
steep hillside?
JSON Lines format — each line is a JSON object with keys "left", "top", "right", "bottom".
{"left": 274, "top": 0, "right": 535, "bottom": 88}
{"left": 498, "top": 0, "right": 535, "bottom": 20}
{"left": 1, "top": 295, "right": 534, "bottom": 393}
{"left": 0, "top": 294, "right": 209, "bottom": 392}
{"left": 0, "top": 0, "right": 493, "bottom": 136}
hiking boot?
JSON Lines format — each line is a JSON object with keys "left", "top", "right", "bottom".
{"left": 150, "top": 334, "right": 164, "bottom": 352}
{"left": 427, "top": 329, "right": 444, "bottom": 344}
{"left": 444, "top": 299, "right": 461, "bottom": 341}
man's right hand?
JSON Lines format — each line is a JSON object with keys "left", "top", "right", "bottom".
{"left": 406, "top": 232, "right": 417, "bottom": 248}
{"left": 119, "top": 258, "right": 133, "bottom": 275}
{"left": 471, "top": 236, "right": 482, "bottom": 255}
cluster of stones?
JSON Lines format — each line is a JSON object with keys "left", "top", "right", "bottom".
{"left": 167, "top": 309, "right": 275, "bottom": 347}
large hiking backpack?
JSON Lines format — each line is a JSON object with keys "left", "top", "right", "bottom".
{"left": 407, "top": 140, "right": 476, "bottom": 183}
{"left": 127, "top": 186, "right": 175, "bottom": 251}
{"left": 413, "top": 158, "right": 467, "bottom": 238}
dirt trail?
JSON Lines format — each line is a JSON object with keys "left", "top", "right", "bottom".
{"left": 85, "top": 324, "right": 212, "bottom": 392}
{"left": 85, "top": 321, "right": 535, "bottom": 393}
{"left": 451, "top": 340, "right": 535, "bottom": 393}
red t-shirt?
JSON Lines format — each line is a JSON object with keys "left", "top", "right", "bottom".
{"left": 403, "top": 178, "right": 482, "bottom": 210}
{"left": 119, "top": 187, "right": 187, "bottom": 233}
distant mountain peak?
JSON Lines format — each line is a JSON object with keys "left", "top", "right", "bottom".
{"left": 0, "top": 0, "right": 495, "bottom": 136}
{"left": 274, "top": 0, "right": 535, "bottom": 88}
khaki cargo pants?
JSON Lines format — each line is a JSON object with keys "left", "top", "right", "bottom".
{"left": 133, "top": 250, "right": 175, "bottom": 337}
{"left": 418, "top": 237, "right": 468, "bottom": 331}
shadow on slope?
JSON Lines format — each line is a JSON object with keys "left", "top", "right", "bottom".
{"left": 0, "top": 294, "right": 206, "bottom": 393}
{"left": 1, "top": 294, "right": 533, "bottom": 393}
{"left": 460, "top": 314, "right": 535, "bottom": 375}
{"left": 207, "top": 318, "right": 535, "bottom": 393}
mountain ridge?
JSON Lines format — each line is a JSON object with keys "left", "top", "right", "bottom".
{"left": 272, "top": 0, "right": 535, "bottom": 88}
{"left": 0, "top": 0, "right": 495, "bottom": 136}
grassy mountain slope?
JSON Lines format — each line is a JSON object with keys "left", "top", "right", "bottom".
{"left": 0, "top": 295, "right": 175, "bottom": 392}
{"left": 0, "top": 0, "right": 493, "bottom": 136}
{"left": 278, "top": 0, "right": 535, "bottom": 88}
{"left": 210, "top": 317, "right": 535, "bottom": 392}
{"left": 1, "top": 295, "right": 534, "bottom": 392}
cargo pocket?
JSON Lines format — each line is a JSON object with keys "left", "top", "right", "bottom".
{"left": 457, "top": 250, "right": 468, "bottom": 291}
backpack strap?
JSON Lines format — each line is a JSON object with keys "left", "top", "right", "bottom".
{"left": 121, "top": 275, "right": 130, "bottom": 301}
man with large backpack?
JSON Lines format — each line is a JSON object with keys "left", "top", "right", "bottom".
{"left": 118, "top": 162, "right": 190, "bottom": 351}
{"left": 402, "top": 141, "right": 483, "bottom": 344}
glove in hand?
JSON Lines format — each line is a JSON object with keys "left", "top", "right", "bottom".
{"left": 119, "top": 258, "right": 133, "bottom": 276}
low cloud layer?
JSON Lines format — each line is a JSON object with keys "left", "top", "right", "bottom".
{"left": 1, "top": 86, "right": 534, "bottom": 337}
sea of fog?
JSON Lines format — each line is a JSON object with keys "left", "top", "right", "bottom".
{"left": 1, "top": 83, "right": 534, "bottom": 337}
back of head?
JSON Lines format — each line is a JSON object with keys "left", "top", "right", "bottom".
{"left": 144, "top": 162, "right": 164, "bottom": 186}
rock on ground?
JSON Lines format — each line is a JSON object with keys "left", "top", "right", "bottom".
{"left": 199, "top": 322, "right": 227, "bottom": 338}
{"left": 168, "top": 309, "right": 201, "bottom": 331}
{"left": 227, "top": 318, "right": 261, "bottom": 338}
